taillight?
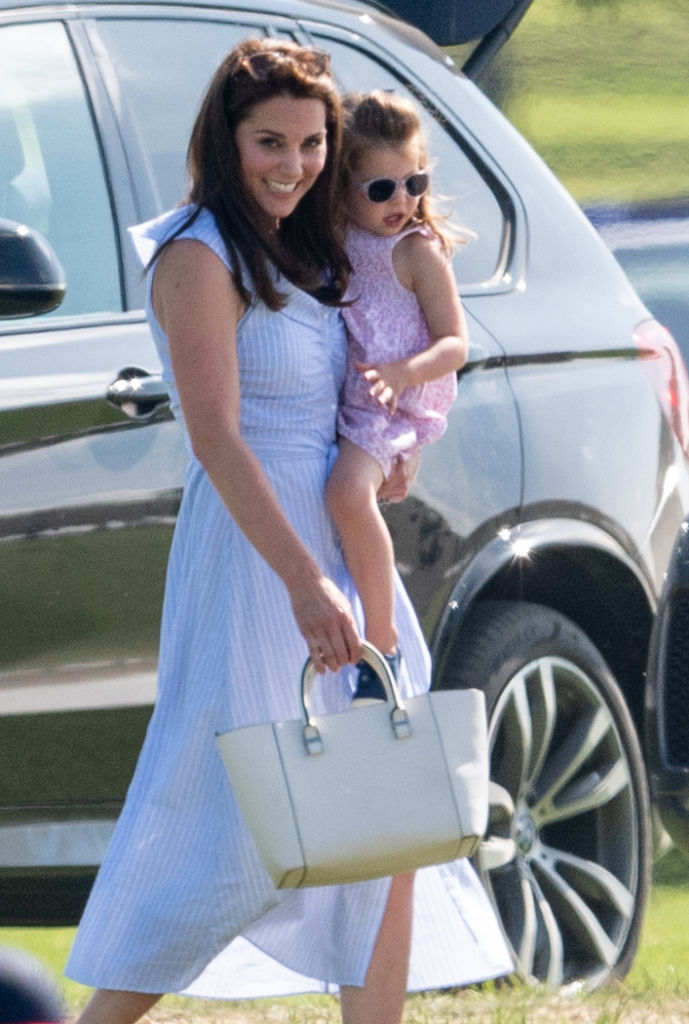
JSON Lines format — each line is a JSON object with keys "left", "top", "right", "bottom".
{"left": 635, "top": 318, "right": 689, "bottom": 458}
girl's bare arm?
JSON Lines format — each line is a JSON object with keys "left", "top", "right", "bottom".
{"left": 358, "top": 232, "right": 468, "bottom": 411}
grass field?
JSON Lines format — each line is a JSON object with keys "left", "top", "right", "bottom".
{"left": 2, "top": 850, "right": 689, "bottom": 1022}
{"left": 447, "top": 0, "right": 689, "bottom": 205}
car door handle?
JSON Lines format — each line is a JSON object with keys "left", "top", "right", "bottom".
{"left": 106, "top": 366, "right": 170, "bottom": 419}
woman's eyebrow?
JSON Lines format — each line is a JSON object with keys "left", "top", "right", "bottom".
{"left": 253, "top": 128, "right": 325, "bottom": 142}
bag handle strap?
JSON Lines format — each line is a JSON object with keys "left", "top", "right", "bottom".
{"left": 300, "top": 641, "right": 411, "bottom": 755}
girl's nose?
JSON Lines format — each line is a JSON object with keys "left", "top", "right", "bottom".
{"left": 389, "top": 187, "right": 410, "bottom": 208}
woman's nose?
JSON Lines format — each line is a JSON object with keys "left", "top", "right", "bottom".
{"left": 280, "top": 147, "right": 302, "bottom": 176}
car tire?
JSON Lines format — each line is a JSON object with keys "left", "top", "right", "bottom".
{"left": 446, "top": 599, "right": 651, "bottom": 990}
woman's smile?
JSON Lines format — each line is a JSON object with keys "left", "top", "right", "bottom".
{"left": 267, "top": 180, "right": 299, "bottom": 194}
{"left": 235, "top": 95, "right": 328, "bottom": 223}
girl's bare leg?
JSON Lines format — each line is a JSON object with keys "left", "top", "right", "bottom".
{"left": 340, "top": 873, "right": 414, "bottom": 1024}
{"left": 327, "top": 439, "right": 398, "bottom": 653}
{"left": 72, "top": 988, "right": 162, "bottom": 1024}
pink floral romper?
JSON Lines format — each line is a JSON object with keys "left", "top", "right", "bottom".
{"left": 338, "top": 222, "right": 458, "bottom": 477}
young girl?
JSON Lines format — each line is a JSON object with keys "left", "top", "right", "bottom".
{"left": 327, "top": 90, "right": 469, "bottom": 703}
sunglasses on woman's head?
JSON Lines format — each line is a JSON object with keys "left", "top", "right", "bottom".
{"left": 239, "top": 46, "right": 331, "bottom": 80}
{"left": 355, "top": 171, "right": 429, "bottom": 204}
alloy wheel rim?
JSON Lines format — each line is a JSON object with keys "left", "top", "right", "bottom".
{"left": 477, "top": 655, "right": 640, "bottom": 990}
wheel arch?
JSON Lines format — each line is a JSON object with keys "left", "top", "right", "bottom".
{"left": 430, "top": 517, "right": 655, "bottom": 741}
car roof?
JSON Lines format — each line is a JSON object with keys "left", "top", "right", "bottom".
{"left": 0, "top": 0, "right": 533, "bottom": 75}
{"left": 0, "top": 0, "right": 444, "bottom": 56}
{"left": 0, "top": 0, "right": 414, "bottom": 19}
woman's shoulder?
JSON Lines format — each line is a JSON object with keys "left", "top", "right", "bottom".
{"left": 129, "top": 204, "right": 234, "bottom": 271}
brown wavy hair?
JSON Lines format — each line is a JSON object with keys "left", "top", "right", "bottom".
{"left": 153, "top": 38, "right": 349, "bottom": 309}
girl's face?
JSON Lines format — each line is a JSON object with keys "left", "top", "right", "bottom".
{"left": 235, "top": 94, "right": 328, "bottom": 227}
{"left": 346, "top": 139, "right": 425, "bottom": 237}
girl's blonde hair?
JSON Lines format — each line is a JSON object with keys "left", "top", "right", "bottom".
{"left": 340, "top": 90, "right": 456, "bottom": 256}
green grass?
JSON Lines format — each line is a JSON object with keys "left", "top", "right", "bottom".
{"left": 3, "top": 849, "right": 689, "bottom": 1022}
{"left": 625, "top": 847, "right": 689, "bottom": 994}
{"left": 448, "top": 0, "right": 689, "bottom": 205}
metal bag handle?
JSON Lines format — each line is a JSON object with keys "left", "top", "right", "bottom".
{"left": 300, "top": 641, "right": 411, "bottom": 755}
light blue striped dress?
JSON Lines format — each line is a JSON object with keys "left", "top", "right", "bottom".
{"left": 65, "top": 206, "right": 512, "bottom": 997}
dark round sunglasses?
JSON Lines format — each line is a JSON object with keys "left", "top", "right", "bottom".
{"left": 355, "top": 171, "right": 429, "bottom": 204}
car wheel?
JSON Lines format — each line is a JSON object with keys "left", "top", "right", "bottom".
{"left": 447, "top": 599, "right": 651, "bottom": 990}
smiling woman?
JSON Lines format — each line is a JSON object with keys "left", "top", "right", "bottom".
{"left": 234, "top": 95, "right": 328, "bottom": 228}
{"left": 60, "top": 34, "right": 511, "bottom": 1024}
{"left": 3, "top": 0, "right": 684, "bottom": 998}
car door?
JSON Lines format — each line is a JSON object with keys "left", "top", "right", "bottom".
{"left": 0, "top": 18, "right": 185, "bottom": 855}
{"left": 0, "top": 6, "right": 523, "bottom": 887}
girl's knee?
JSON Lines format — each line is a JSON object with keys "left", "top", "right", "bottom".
{"left": 327, "top": 466, "right": 370, "bottom": 519}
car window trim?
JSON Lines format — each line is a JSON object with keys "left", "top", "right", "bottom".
{"left": 297, "top": 18, "right": 522, "bottom": 295}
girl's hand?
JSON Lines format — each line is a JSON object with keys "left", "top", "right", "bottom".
{"left": 288, "top": 574, "right": 361, "bottom": 674}
{"left": 354, "top": 358, "right": 409, "bottom": 414}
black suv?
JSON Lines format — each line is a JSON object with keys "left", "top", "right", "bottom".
{"left": 1, "top": 0, "right": 688, "bottom": 993}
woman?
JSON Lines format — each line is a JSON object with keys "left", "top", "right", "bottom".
{"left": 65, "top": 38, "right": 511, "bottom": 1024}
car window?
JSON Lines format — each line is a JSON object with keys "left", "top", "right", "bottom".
{"left": 88, "top": 18, "right": 506, "bottom": 289}
{"left": 87, "top": 19, "right": 261, "bottom": 217}
{"left": 0, "top": 21, "right": 121, "bottom": 319}
{"left": 316, "top": 37, "right": 508, "bottom": 289}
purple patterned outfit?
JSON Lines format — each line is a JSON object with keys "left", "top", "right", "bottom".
{"left": 338, "top": 222, "right": 458, "bottom": 477}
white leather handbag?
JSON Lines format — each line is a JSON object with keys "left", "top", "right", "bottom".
{"left": 216, "top": 642, "right": 489, "bottom": 888}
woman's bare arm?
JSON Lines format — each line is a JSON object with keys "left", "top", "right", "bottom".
{"left": 153, "top": 240, "right": 360, "bottom": 670}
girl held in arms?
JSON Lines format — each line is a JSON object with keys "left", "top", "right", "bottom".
{"left": 328, "top": 90, "right": 468, "bottom": 703}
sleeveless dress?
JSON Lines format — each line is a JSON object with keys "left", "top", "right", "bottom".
{"left": 339, "top": 223, "right": 458, "bottom": 478}
{"left": 64, "top": 206, "right": 512, "bottom": 998}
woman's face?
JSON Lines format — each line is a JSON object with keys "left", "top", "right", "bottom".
{"left": 235, "top": 94, "right": 328, "bottom": 226}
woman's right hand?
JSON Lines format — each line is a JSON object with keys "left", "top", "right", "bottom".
{"left": 159, "top": 240, "right": 359, "bottom": 676}
{"left": 288, "top": 574, "right": 361, "bottom": 674}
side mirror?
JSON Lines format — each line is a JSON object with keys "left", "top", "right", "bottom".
{"left": 0, "top": 218, "right": 66, "bottom": 318}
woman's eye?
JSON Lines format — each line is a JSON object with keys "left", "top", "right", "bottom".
{"left": 303, "top": 137, "right": 324, "bottom": 150}
{"left": 259, "top": 137, "right": 280, "bottom": 149}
